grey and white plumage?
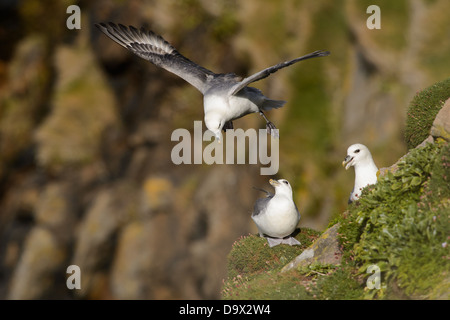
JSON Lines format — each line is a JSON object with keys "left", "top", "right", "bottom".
{"left": 252, "top": 179, "right": 301, "bottom": 247}
{"left": 342, "top": 143, "right": 378, "bottom": 204}
{"left": 95, "top": 22, "right": 330, "bottom": 141}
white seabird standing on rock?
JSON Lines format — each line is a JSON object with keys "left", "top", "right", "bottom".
{"left": 96, "top": 22, "right": 330, "bottom": 141}
{"left": 342, "top": 143, "right": 378, "bottom": 203}
{"left": 252, "top": 179, "right": 301, "bottom": 247}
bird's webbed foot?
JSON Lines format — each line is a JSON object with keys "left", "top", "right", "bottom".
{"left": 265, "top": 236, "right": 301, "bottom": 248}
{"left": 266, "top": 122, "right": 279, "bottom": 138}
{"left": 282, "top": 236, "right": 301, "bottom": 246}
{"left": 259, "top": 112, "right": 279, "bottom": 138}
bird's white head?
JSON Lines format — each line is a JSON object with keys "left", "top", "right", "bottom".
{"left": 342, "top": 143, "right": 373, "bottom": 170}
{"left": 204, "top": 113, "right": 223, "bottom": 143}
{"left": 269, "top": 178, "right": 293, "bottom": 197}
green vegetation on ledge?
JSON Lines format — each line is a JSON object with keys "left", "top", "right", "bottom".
{"left": 405, "top": 77, "right": 450, "bottom": 149}
{"left": 224, "top": 77, "right": 450, "bottom": 300}
{"left": 223, "top": 140, "right": 449, "bottom": 300}
{"left": 222, "top": 228, "right": 365, "bottom": 299}
{"left": 226, "top": 228, "right": 320, "bottom": 280}
{"left": 337, "top": 140, "right": 449, "bottom": 299}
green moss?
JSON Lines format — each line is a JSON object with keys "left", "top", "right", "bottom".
{"left": 338, "top": 141, "right": 450, "bottom": 299}
{"left": 405, "top": 77, "right": 450, "bottom": 149}
{"left": 223, "top": 256, "right": 365, "bottom": 300}
{"left": 226, "top": 228, "right": 320, "bottom": 280}
{"left": 222, "top": 227, "right": 368, "bottom": 300}
{"left": 223, "top": 228, "right": 320, "bottom": 299}
{"left": 312, "top": 266, "right": 364, "bottom": 300}
{"left": 222, "top": 269, "right": 313, "bottom": 300}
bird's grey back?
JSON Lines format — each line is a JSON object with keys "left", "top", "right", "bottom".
{"left": 205, "top": 73, "right": 242, "bottom": 92}
{"left": 252, "top": 195, "right": 273, "bottom": 217}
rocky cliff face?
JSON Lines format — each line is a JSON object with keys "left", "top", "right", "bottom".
{"left": 0, "top": 0, "right": 448, "bottom": 299}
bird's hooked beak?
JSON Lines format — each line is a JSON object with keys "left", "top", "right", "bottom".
{"left": 342, "top": 155, "right": 353, "bottom": 170}
{"left": 269, "top": 179, "right": 280, "bottom": 187}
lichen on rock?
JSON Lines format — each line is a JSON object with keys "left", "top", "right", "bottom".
{"left": 282, "top": 223, "right": 342, "bottom": 272}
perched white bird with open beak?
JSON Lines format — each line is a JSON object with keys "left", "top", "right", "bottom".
{"left": 251, "top": 179, "right": 301, "bottom": 247}
{"left": 96, "top": 22, "right": 330, "bottom": 141}
{"left": 342, "top": 143, "right": 378, "bottom": 203}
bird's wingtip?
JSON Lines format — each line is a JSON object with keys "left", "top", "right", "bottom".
{"left": 95, "top": 22, "right": 113, "bottom": 30}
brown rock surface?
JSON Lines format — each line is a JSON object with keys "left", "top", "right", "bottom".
{"left": 282, "top": 223, "right": 342, "bottom": 272}
{"left": 431, "top": 98, "right": 450, "bottom": 142}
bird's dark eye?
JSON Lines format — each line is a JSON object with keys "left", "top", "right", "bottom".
{"left": 354, "top": 149, "right": 360, "bottom": 154}
{"left": 283, "top": 180, "right": 289, "bottom": 185}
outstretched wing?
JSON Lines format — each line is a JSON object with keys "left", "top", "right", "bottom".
{"left": 96, "top": 22, "right": 216, "bottom": 94}
{"left": 228, "top": 50, "right": 330, "bottom": 96}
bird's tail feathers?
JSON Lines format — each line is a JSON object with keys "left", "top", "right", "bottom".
{"left": 261, "top": 99, "right": 286, "bottom": 111}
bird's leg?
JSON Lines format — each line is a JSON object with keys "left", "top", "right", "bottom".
{"left": 222, "top": 120, "right": 233, "bottom": 131}
{"left": 259, "top": 111, "right": 279, "bottom": 138}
